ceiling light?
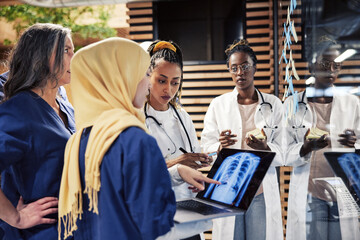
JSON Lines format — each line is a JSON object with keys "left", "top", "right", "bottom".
{"left": 335, "top": 49, "right": 357, "bottom": 62}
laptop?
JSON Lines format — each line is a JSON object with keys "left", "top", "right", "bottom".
{"left": 323, "top": 150, "right": 360, "bottom": 217}
{"left": 174, "top": 148, "right": 275, "bottom": 223}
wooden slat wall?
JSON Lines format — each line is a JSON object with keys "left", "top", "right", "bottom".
{"left": 126, "top": 2, "right": 153, "bottom": 42}
{"left": 279, "top": 166, "right": 292, "bottom": 238}
{"left": 246, "top": 0, "right": 274, "bottom": 96}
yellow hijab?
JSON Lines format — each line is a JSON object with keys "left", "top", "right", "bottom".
{"left": 58, "top": 37, "right": 150, "bottom": 239}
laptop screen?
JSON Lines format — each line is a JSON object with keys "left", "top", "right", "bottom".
{"left": 324, "top": 151, "right": 360, "bottom": 207}
{"left": 196, "top": 148, "right": 275, "bottom": 210}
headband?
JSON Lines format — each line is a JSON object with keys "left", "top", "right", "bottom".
{"left": 153, "top": 41, "right": 177, "bottom": 54}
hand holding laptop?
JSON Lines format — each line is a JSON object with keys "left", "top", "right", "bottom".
{"left": 177, "top": 165, "right": 220, "bottom": 193}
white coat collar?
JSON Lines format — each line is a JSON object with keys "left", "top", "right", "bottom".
{"left": 229, "top": 87, "right": 263, "bottom": 103}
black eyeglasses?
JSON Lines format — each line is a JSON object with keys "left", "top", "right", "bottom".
{"left": 229, "top": 64, "right": 253, "bottom": 74}
{"left": 318, "top": 59, "right": 342, "bottom": 71}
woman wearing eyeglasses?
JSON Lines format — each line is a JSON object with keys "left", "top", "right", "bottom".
{"left": 284, "top": 36, "right": 360, "bottom": 240}
{"left": 201, "top": 39, "right": 284, "bottom": 240}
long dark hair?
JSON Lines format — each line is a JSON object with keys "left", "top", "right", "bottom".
{"left": 4, "top": 23, "right": 71, "bottom": 100}
{"left": 147, "top": 40, "right": 184, "bottom": 107}
{"left": 225, "top": 39, "right": 257, "bottom": 68}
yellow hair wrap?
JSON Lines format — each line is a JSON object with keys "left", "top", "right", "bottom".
{"left": 153, "top": 41, "right": 177, "bottom": 53}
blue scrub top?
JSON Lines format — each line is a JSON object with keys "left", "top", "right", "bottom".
{"left": 0, "top": 90, "right": 75, "bottom": 239}
{"left": 73, "top": 126, "right": 176, "bottom": 240}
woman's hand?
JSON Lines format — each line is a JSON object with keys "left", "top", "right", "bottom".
{"left": 167, "top": 153, "right": 212, "bottom": 169}
{"left": 177, "top": 165, "right": 220, "bottom": 193}
{"left": 14, "top": 196, "right": 58, "bottom": 229}
{"left": 245, "top": 129, "right": 270, "bottom": 150}
{"left": 245, "top": 135, "right": 270, "bottom": 150}
{"left": 300, "top": 129, "right": 329, "bottom": 157}
{"left": 338, "top": 129, "right": 356, "bottom": 148}
{"left": 0, "top": 189, "right": 58, "bottom": 230}
{"left": 218, "top": 129, "right": 237, "bottom": 150}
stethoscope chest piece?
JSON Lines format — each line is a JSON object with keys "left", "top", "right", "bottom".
{"left": 144, "top": 102, "right": 194, "bottom": 153}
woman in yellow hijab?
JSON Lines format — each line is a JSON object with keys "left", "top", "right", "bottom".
{"left": 59, "top": 37, "right": 220, "bottom": 240}
{"left": 58, "top": 37, "right": 176, "bottom": 240}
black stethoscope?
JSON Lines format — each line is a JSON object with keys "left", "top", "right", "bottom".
{"left": 144, "top": 102, "right": 194, "bottom": 153}
{"left": 257, "top": 88, "right": 273, "bottom": 110}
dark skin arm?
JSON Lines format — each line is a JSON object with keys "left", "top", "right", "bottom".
{"left": 338, "top": 129, "right": 357, "bottom": 148}
{"left": 299, "top": 129, "right": 329, "bottom": 157}
{"left": 245, "top": 129, "right": 271, "bottom": 150}
{"left": 218, "top": 129, "right": 237, "bottom": 151}
{"left": 166, "top": 153, "right": 212, "bottom": 169}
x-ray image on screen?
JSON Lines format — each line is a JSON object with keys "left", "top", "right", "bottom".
{"left": 203, "top": 152, "right": 261, "bottom": 207}
{"left": 338, "top": 153, "right": 360, "bottom": 199}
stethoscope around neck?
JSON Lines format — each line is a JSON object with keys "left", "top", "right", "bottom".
{"left": 256, "top": 88, "right": 278, "bottom": 131}
{"left": 144, "top": 102, "right": 194, "bottom": 153}
{"left": 291, "top": 90, "right": 308, "bottom": 130}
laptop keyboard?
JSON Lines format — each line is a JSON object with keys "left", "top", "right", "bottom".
{"left": 177, "top": 200, "right": 230, "bottom": 215}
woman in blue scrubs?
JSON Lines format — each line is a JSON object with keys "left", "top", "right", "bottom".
{"left": 58, "top": 37, "right": 219, "bottom": 240}
{"left": 58, "top": 37, "right": 173, "bottom": 240}
{"left": 0, "top": 23, "right": 75, "bottom": 239}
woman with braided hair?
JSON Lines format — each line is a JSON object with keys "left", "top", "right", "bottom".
{"left": 144, "top": 40, "right": 213, "bottom": 201}
{"left": 143, "top": 40, "right": 215, "bottom": 240}
{"left": 201, "top": 39, "right": 284, "bottom": 240}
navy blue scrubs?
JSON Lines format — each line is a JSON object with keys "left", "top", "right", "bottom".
{"left": 73, "top": 126, "right": 176, "bottom": 240}
{"left": 0, "top": 90, "right": 75, "bottom": 239}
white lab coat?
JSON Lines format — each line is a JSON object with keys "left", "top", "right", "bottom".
{"left": 145, "top": 104, "right": 201, "bottom": 200}
{"left": 283, "top": 89, "right": 360, "bottom": 240}
{"left": 145, "top": 104, "right": 210, "bottom": 240}
{"left": 201, "top": 88, "right": 284, "bottom": 240}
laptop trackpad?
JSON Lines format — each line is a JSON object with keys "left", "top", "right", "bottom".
{"left": 174, "top": 199, "right": 243, "bottom": 223}
{"left": 177, "top": 199, "right": 230, "bottom": 215}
